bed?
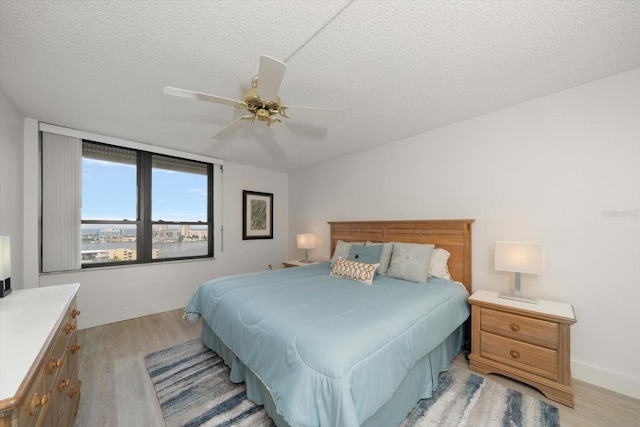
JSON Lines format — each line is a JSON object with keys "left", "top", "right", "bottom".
{"left": 185, "top": 219, "right": 474, "bottom": 427}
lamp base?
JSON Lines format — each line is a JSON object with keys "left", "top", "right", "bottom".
{"left": 298, "top": 260, "right": 313, "bottom": 264}
{"left": 498, "top": 293, "right": 538, "bottom": 304}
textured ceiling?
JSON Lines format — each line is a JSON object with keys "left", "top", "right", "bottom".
{"left": 1, "top": 1, "right": 639, "bottom": 172}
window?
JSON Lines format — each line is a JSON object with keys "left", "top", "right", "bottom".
{"left": 80, "top": 141, "right": 213, "bottom": 266}
{"left": 150, "top": 154, "right": 210, "bottom": 259}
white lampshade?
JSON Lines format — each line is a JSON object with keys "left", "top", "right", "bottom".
{"left": 296, "top": 234, "right": 317, "bottom": 250}
{"left": 495, "top": 241, "right": 544, "bottom": 274}
{"left": 495, "top": 241, "right": 543, "bottom": 304}
{"left": 0, "top": 236, "right": 10, "bottom": 281}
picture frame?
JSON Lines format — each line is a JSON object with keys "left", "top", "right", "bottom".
{"left": 242, "top": 190, "right": 273, "bottom": 240}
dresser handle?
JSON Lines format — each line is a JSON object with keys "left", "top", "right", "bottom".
{"left": 47, "top": 357, "right": 63, "bottom": 374}
{"left": 72, "top": 308, "right": 81, "bottom": 318}
{"left": 58, "top": 378, "right": 70, "bottom": 392}
{"left": 69, "top": 387, "right": 80, "bottom": 398}
{"left": 510, "top": 350, "right": 521, "bottom": 359}
{"left": 509, "top": 323, "right": 520, "bottom": 332}
{"left": 65, "top": 323, "right": 76, "bottom": 334}
{"left": 29, "top": 393, "right": 49, "bottom": 415}
{"left": 71, "top": 343, "right": 81, "bottom": 354}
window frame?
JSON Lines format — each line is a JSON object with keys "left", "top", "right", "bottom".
{"left": 81, "top": 140, "right": 214, "bottom": 268}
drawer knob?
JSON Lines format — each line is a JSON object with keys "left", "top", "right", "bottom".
{"left": 65, "top": 323, "right": 76, "bottom": 334}
{"left": 29, "top": 393, "right": 49, "bottom": 415}
{"left": 47, "top": 357, "right": 63, "bottom": 374}
{"left": 509, "top": 323, "right": 521, "bottom": 332}
{"left": 510, "top": 350, "right": 521, "bottom": 359}
{"left": 58, "top": 378, "right": 70, "bottom": 392}
{"left": 71, "top": 308, "right": 81, "bottom": 318}
{"left": 71, "top": 343, "right": 81, "bottom": 354}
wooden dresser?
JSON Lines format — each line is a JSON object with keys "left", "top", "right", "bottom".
{"left": 0, "top": 283, "right": 81, "bottom": 426}
{"left": 468, "top": 289, "right": 577, "bottom": 407}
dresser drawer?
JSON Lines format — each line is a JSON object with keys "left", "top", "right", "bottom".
{"left": 480, "top": 331, "right": 558, "bottom": 381}
{"left": 18, "top": 368, "right": 50, "bottom": 427}
{"left": 480, "top": 307, "right": 558, "bottom": 349}
{"left": 46, "top": 326, "right": 69, "bottom": 390}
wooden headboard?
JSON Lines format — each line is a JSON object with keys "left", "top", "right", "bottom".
{"left": 328, "top": 220, "right": 474, "bottom": 294}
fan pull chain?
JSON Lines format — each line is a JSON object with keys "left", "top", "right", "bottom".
{"left": 283, "top": 0, "right": 355, "bottom": 63}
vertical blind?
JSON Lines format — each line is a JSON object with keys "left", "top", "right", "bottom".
{"left": 42, "top": 132, "right": 82, "bottom": 272}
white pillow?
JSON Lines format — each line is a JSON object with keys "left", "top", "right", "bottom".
{"left": 429, "top": 248, "right": 452, "bottom": 280}
{"left": 386, "top": 243, "right": 434, "bottom": 283}
{"left": 365, "top": 241, "right": 394, "bottom": 275}
{"left": 330, "top": 257, "right": 380, "bottom": 285}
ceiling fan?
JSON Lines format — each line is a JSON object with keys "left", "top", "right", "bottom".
{"left": 163, "top": 55, "right": 345, "bottom": 139}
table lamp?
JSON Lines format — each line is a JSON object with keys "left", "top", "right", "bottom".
{"left": 297, "top": 234, "right": 316, "bottom": 264}
{"left": 0, "top": 236, "right": 11, "bottom": 297}
{"left": 495, "top": 241, "right": 543, "bottom": 304}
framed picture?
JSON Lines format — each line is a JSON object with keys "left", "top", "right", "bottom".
{"left": 242, "top": 190, "right": 273, "bottom": 240}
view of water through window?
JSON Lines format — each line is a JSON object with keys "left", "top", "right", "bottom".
{"left": 81, "top": 142, "right": 211, "bottom": 265}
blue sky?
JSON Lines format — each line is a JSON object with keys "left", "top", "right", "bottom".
{"left": 81, "top": 158, "right": 207, "bottom": 222}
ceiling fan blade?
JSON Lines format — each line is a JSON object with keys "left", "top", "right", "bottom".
{"left": 213, "top": 116, "right": 252, "bottom": 139}
{"left": 163, "top": 86, "right": 246, "bottom": 109}
{"left": 281, "top": 105, "right": 345, "bottom": 121}
{"left": 270, "top": 121, "right": 295, "bottom": 140}
{"left": 257, "top": 55, "right": 286, "bottom": 100}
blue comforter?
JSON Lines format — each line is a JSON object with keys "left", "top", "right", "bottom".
{"left": 185, "top": 262, "right": 469, "bottom": 427}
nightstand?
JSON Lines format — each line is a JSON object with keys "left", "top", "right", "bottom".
{"left": 282, "top": 260, "right": 318, "bottom": 268}
{"left": 468, "top": 289, "right": 577, "bottom": 407}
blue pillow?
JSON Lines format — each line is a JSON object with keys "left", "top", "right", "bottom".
{"left": 348, "top": 244, "right": 383, "bottom": 265}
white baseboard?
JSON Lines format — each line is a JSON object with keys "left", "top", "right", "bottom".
{"left": 572, "top": 359, "right": 640, "bottom": 399}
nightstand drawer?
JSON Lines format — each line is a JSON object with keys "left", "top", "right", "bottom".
{"left": 480, "top": 331, "right": 558, "bottom": 381}
{"left": 480, "top": 307, "right": 558, "bottom": 349}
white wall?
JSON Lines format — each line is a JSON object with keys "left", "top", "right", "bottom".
{"left": 0, "top": 89, "right": 24, "bottom": 288}
{"left": 14, "top": 118, "right": 289, "bottom": 328}
{"left": 288, "top": 68, "right": 640, "bottom": 398}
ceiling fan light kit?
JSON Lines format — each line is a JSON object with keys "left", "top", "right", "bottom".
{"left": 242, "top": 75, "right": 283, "bottom": 126}
{"left": 164, "top": 55, "right": 345, "bottom": 140}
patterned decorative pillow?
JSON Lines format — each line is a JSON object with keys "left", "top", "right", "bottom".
{"left": 429, "top": 248, "right": 452, "bottom": 279}
{"left": 386, "top": 242, "right": 435, "bottom": 283}
{"left": 365, "top": 241, "right": 394, "bottom": 275}
{"left": 330, "top": 240, "right": 364, "bottom": 268}
{"left": 330, "top": 257, "right": 380, "bottom": 285}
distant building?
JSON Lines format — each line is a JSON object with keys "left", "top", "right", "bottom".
{"left": 107, "top": 248, "right": 159, "bottom": 261}
{"left": 99, "top": 228, "right": 122, "bottom": 238}
{"left": 154, "top": 224, "right": 169, "bottom": 238}
{"left": 81, "top": 249, "right": 109, "bottom": 263}
{"left": 109, "top": 248, "right": 136, "bottom": 261}
{"left": 189, "top": 230, "right": 208, "bottom": 240}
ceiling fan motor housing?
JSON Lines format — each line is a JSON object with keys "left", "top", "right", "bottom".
{"left": 244, "top": 86, "right": 282, "bottom": 121}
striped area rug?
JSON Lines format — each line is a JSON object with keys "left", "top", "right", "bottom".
{"left": 145, "top": 339, "right": 560, "bottom": 427}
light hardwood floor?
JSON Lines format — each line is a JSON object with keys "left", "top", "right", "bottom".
{"left": 73, "top": 309, "right": 639, "bottom": 427}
